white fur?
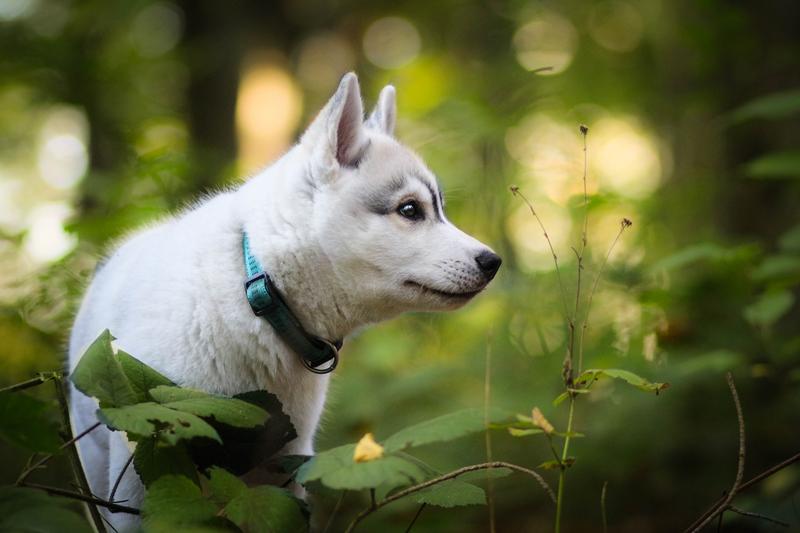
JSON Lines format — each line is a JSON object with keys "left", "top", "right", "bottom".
{"left": 68, "top": 73, "right": 498, "bottom": 530}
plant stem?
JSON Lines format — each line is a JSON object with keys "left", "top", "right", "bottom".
{"left": 405, "top": 503, "right": 427, "bottom": 533}
{"left": 20, "top": 482, "right": 139, "bottom": 515}
{"left": 555, "top": 396, "right": 576, "bottom": 533}
{"left": 0, "top": 373, "right": 57, "bottom": 393}
{"left": 16, "top": 421, "right": 101, "bottom": 485}
{"left": 344, "top": 461, "right": 555, "bottom": 533}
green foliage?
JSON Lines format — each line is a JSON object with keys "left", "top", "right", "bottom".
{"left": 0, "top": 391, "right": 61, "bottom": 453}
{"left": 150, "top": 386, "right": 269, "bottom": 428}
{"left": 134, "top": 438, "right": 199, "bottom": 487}
{"left": 117, "top": 350, "right": 175, "bottom": 402}
{"left": 0, "top": 487, "right": 93, "bottom": 533}
{"left": 99, "top": 402, "right": 223, "bottom": 445}
{"left": 574, "top": 368, "right": 669, "bottom": 394}
{"left": 383, "top": 408, "right": 504, "bottom": 453}
{"left": 729, "top": 89, "right": 800, "bottom": 123}
{"left": 744, "top": 151, "right": 800, "bottom": 179}
{"left": 70, "top": 330, "right": 138, "bottom": 408}
{"left": 743, "top": 290, "right": 795, "bottom": 327}
{"left": 224, "top": 485, "right": 307, "bottom": 533}
{"left": 413, "top": 479, "right": 486, "bottom": 507}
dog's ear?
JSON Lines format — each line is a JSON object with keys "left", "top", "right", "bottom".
{"left": 366, "top": 85, "right": 396, "bottom": 136}
{"left": 301, "top": 72, "right": 367, "bottom": 171}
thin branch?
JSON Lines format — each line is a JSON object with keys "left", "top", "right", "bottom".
{"left": 601, "top": 481, "right": 608, "bottom": 533}
{"left": 109, "top": 453, "right": 135, "bottom": 503}
{"left": 570, "top": 125, "right": 590, "bottom": 380}
{"left": 344, "top": 461, "right": 556, "bottom": 533}
{"left": 510, "top": 185, "right": 570, "bottom": 320}
{"left": 52, "top": 376, "right": 106, "bottom": 531}
{"left": 484, "top": 335, "right": 496, "bottom": 533}
{"left": 404, "top": 503, "right": 427, "bottom": 533}
{"left": 577, "top": 219, "right": 631, "bottom": 373}
{"left": 321, "top": 491, "right": 346, "bottom": 533}
{"left": 20, "top": 482, "right": 140, "bottom": 514}
{"left": 685, "top": 372, "right": 746, "bottom": 532}
{"left": 0, "top": 373, "right": 59, "bottom": 393}
{"left": 728, "top": 505, "right": 789, "bottom": 527}
{"left": 16, "top": 422, "right": 102, "bottom": 484}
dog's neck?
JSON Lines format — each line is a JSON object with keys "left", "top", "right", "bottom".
{"left": 234, "top": 149, "right": 363, "bottom": 345}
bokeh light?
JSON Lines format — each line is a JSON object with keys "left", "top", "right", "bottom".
{"left": 588, "top": 1, "right": 644, "bottom": 53}
{"left": 37, "top": 105, "right": 89, "bottom": 190}
{"left": 296, "top": 33, "right": 355, "bottom": 91}
{"left": 513, "top": 11, "right": 578, "bottom": 75}
{"left": 363, "top": 17, "right": 422, "bottom": 69}
{"left": 23, "top": 202, "right": 76, "bottom": 263}
{"left": 130, "top": 2, "right": 183, "bottom": 57}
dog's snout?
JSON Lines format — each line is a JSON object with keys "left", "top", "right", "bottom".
{"left": 475, "top": 250, "right": 502, "bottom": 280}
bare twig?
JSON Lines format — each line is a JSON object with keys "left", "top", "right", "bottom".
{"left": 685, "top": 372, "right": 746, "bottom": 532}
{"left": 20, "top": 482, "right": 140, "bottom": 515}
{"left": 577, "top": 219, "right": 631, "bottom": 373}
{"left": 484, "top": 335, "right": 496, "bottom": 533}
{"left": 0, "top": 373, "right": 59, "bottom": 393}
{"left": 601, "top": 481, "right": 608, "bottom": 533}
{"left": 570, "top": 125, "right": 590, "bottom": 380}
{"left": 321, "top": 491, "right": 347, "bottom": 533}
{"left": 344, "top": 461, "right": 556, "bottom": 533}
{"left": 109, "top": 453, "right": 135, "bottom": 503}
{"left": 404, "top": 503, "right": 427, "bottom": 533}
{"left": 728, "top": 505, "right": 789, "bottom": 527}
{"left": 510, "top": 185, "right": 570, "bottom": 319}
{"left": 16, "top": 421, "right": 102, "bottom": 485}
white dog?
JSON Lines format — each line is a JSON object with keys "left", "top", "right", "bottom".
{"left": 68, "top": 72, "right": 501, "bottom": 530}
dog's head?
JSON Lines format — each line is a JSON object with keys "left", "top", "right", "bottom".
{"left": 298, "top": 73, "right": 501, "bottom": 317}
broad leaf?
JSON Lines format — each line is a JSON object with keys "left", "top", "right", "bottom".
{"left": 384, "top": 408, "right": 503, "bottom": 453}
{"left": 142, "top": 475, "right": 220, "bottom": 530}
{"left": 296, "top": 444, "right": 426, "bottom": 490}
{"left": 207, "top": 467, "right": 247, "bottom": 506}
{"left": 575, "top": 368, "right": 669, "bottom": 394}
{"left": 117, "top": 351, "right": 174, "bottom": 402}
{"left": 413, "top": 479, "right": 486, "bottom": 507}
{"left": 744, "top": 290, "right": 794, "bottom": 327}
{"left": 134, "top": 437, "right": 198, "bottom": 487}
{"left": 744, "top": 151, "right": 800, "bottom": 179}
{"left": 224, "top": 485, "right": 307, "bottom": 533}
{"left": 150, "top": 386, "right": 268, "bottom": 428}
{"left": 70, "top": 330, "right": 137, "bottom": 407}
{"left": 0, "top": 392, "right": 61, "bottom": 453}
{"left": 98, "top": 402, "right": 221, "bottom": 444}
{"left": 0, "top": 487, "right": 92, "bottom": 533}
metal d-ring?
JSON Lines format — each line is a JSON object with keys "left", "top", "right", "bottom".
{"left": 300, "top": 338, "right": 339, "bottom": 374}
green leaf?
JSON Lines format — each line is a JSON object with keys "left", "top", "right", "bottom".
{"left": 0, "top": 487, "right": 93, "bottom": 533}
{"left": 225, "top": 485, "right": 307, "bottom": 533}
{"left": 70, "top": 330, "right": 138, "bottom": 407}
{"left": 134, "top": 437, "right": 199, "bottom": 487}
{"left": 508, "top": 428, "right": 544, "bottom": 437}
{"left": 296, "top": 444, "right": 426, "bottom": 490}
{"left": 142, "top": 475, "right": 219, "bottom": 529}
{"left": 384, "top": 408, "right": 501, "bottom": 453}
{"left": 0, "top": 391, "right": 61, "bottom": 453}
{"left": 575, "top": 368, "right": 669, "bottom": 394}
{"left": 651, "top": 243, "right": 755, "bottom": 272}
{"left": 779, "top": 224, "right": 800, "bottom": 252}
{"left": 207, "top": 467, "right": 247, "bottom": 506}
{"left": 552, "top": 388, "right": 590, "bottom": 406}
{"left": 729, "top": 89, "right": 800, "bottom": 123}
{"left": 744, "top": 290, "right": 794, "bottom": 327}
{"left": 98, "top": 402, "right": 221, "bottom": 444}
{"left": 413, "top": 479, "right": 486, "bottom": 507}
{"left": 752, "top": 255, "right": 800, "bottom": 282}
{"left": 155, "top": 393, "right": 269, "bottom": 428}
{"left": 744, "top": 151, "right": 800, "bottom": 179}
{"left": 117, "top": 351, "right": 174, "bottom": 402}
{"left": 538, "top": 457, "right": 575, "bottom": 470}
{"left": 149, "top": 385, "right": 210, "bottom": 402}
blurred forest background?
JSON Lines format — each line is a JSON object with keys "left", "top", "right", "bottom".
{"left": 1, "top": 0, "right": 799, "bottom": 531}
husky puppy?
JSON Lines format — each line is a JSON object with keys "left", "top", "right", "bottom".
{"left": 68, "top": 73, "right": 501, "bottom": 529}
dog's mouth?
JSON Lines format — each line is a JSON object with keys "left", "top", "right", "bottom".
{"left": 403, "top": 280, "right": 484, "bottom": 300}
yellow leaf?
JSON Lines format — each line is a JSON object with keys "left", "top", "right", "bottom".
{"left": 353, "top": 433, "right": 384, "bottom": 463}
{"left": 532, "top": 407, "right": 554, "bottom": 434}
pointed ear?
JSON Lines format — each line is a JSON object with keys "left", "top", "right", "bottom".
{"left": 366, "top": 85, "right": 396, "bottom": 136}
{"left": 301, "top": 72, "right": 367, "bottom": 170}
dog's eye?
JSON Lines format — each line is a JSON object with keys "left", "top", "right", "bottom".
{"left": 397, "top": 201, "right": 422, "bottom": 220}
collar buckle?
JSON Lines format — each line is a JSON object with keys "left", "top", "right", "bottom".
{"left": 243, "top": 272, "right": 275, "bottom": 317}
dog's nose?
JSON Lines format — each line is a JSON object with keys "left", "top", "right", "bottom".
{"left": 475, "top": 250, "right": 502, "bottom": 280}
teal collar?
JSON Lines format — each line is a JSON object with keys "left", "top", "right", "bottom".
{"left": 242, "top": 232, "right": 340, "bottom": 373}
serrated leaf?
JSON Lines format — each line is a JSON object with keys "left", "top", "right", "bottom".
{"left": 134, "top": 437, "right": 198, "bottom": 487}
{"left": 744, "top": 151, "right": 800, "bottom": 179}
{"left": 384, "top": 408, "right": 502, "bottom": 453}
{"left": 575, "top": 368, "right": 669, "bottom": 394}
{"left": 208, "top": 467, "right": 247, "bottom": 506}
{"left": 744, "top": 290, "right": 794, "bottom": 327}
{"left": 0, "top": 392, "right": 61, "bottom": 453}
{"left": 224, "top": 485, "right": 307, "bottom": 533}
{"left": 0, "top": 487, "right": 93, "bottom": 533}
{"left": 98, "top": 402, "right": 221, "bottom": 444}
{"left": 117, "top": 351, "right": 174, "bottom": 403}
{"left": 413, "top": 479, "right": 486, "bottom": 507}
{"left": 142, "top": 475, "right": 219, "bottom": 529}
{"left": 149, "top": 386, "right": 270, "bottom": 429}
{"left": 70, "top": 330, "right": 137, "bottom": 407}
{"left": 296, "top": 444, "right": 426, "bottom": 490}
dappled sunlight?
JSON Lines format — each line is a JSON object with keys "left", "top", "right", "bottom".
{"left": 37, "top": 105, "right": 89, "bottom": 190}
{"left": 587, "top": 1, "right": 645, "bottom": 53}
{"left": 297, "top": 33, "right": 356, "bottom": 91}
{"left": 362, "top": 17, "right": 421, "bottom": 69}
{"left": 513, "top": 10, "right": 578, "bottom": 75}
{"left": 23, "top": 202, "right": 76, "bottom": 263}
{"left": 507, "top": 198, "right": 572, "bottom": 272}
{"left": 236, "top": 62, "right": 302, "bottom": 174}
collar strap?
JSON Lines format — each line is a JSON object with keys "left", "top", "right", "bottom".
{"left": 242, "top": 232, "right": 341, "bottom": 374}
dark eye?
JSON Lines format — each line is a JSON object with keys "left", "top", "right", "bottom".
{"left": 397, "top": 200, "right": 422, "bottom": 220}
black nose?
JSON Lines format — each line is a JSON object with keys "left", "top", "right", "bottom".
{"left": 475, "top": 250, "right": 502, "bottom": 280}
